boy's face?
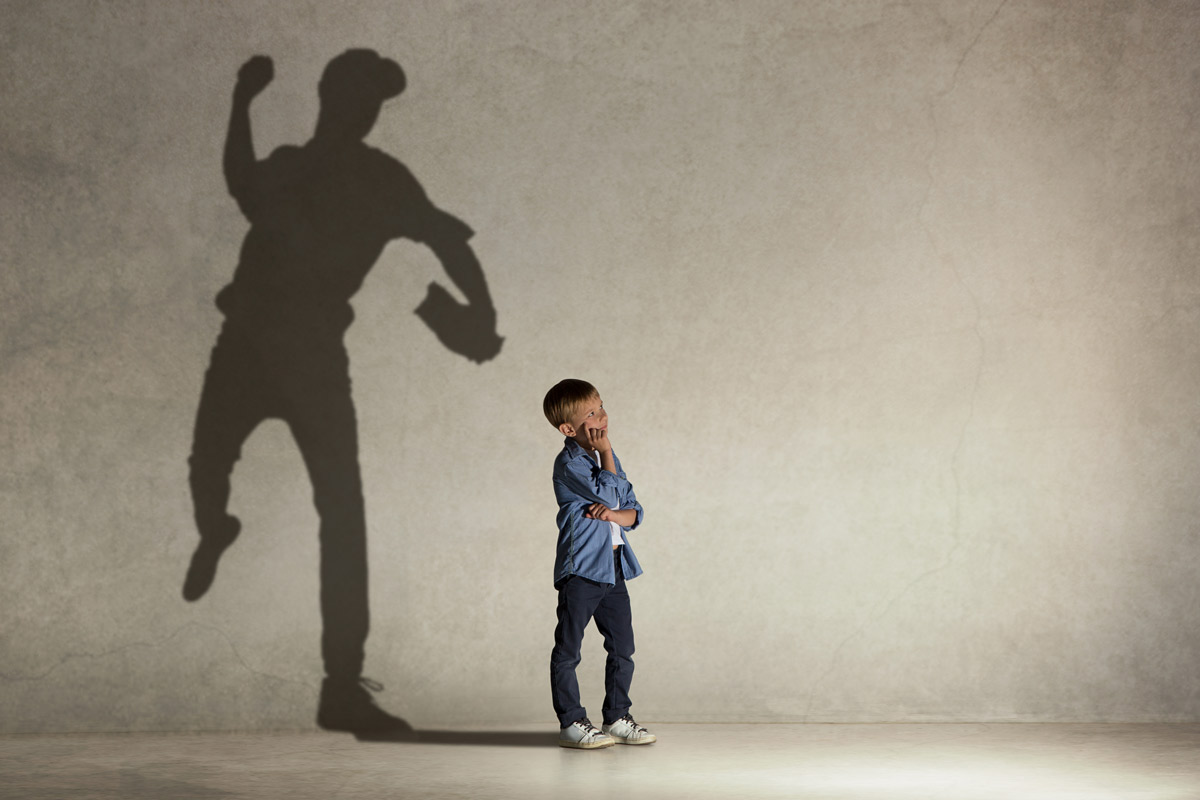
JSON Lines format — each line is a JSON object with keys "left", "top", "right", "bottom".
{"left": 558, "top": 394, "right": 607, "bottom": 449}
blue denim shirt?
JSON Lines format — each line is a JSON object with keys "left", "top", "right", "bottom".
{"left": 552, "top": 437, "right": 644, "bottom": 588}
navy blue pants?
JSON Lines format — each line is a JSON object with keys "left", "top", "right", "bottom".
{"left": 550, "top": 549, "right": 635, "bottom": 727}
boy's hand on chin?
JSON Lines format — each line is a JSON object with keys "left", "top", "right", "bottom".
{"left": 585, "top": 426, "right": 612, "bottom": 453}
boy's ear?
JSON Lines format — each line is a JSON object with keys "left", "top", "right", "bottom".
{"left": 558, "top": 422, "right": 575, "bottom": 437}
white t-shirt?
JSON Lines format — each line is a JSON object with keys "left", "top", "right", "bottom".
{"left": 592, "top": 453, "right": 623, "bottom": 547}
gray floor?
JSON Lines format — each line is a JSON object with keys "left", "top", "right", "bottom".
{"left": 2, "top": 724, "right": 1199, "bottom": 799}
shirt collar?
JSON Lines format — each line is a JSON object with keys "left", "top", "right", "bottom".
{"left": 563, "top": 436, "right": 593, "bottom": 461}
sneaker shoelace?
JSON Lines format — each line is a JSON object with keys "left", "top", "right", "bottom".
{"left": 619, "top": 715, "right": 647, "bottom": 733}
{"left": 576, "top": 718, "right": 601, "bottom": 736}
{"left": 359, "top": 677, "right": 384, "bottom": 693}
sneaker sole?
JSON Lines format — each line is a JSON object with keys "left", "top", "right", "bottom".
{"left": 559, "top": 738, "right": 616, "bottom": 749}
{"left": 608, "top": 735, "right": 656, "bottom": 745}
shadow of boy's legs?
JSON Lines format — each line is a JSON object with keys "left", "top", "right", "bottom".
{"left": 275, "top": 340, "right": 408, "bottom": 733}
{"left": 282, "top": 347, "right": 368, "bottom": 681}
{"left": 184, "top": 325, "right": 271, "bottom": 601}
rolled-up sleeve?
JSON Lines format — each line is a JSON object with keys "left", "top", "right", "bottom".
{"left": 617, "top": 478, "right": 644, "bottom": 531}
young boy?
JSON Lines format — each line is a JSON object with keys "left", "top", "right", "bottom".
{"left": 543, "top": 379, "right": 656, "bottom": 749}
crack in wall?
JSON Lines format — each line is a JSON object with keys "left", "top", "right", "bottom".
{"left": 801, "top": 0, "right": 1008, "bottom": 722}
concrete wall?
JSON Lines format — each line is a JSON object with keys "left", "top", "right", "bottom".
{"left": 3, "top": 0, "right": 1199, "bottom": 732}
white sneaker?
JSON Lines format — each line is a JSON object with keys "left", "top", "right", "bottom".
{"left": 602, "top": 715, "right": 656, "bottom": 745}
{"left": 559, "top": 718, "right": 615, "bottom": 749}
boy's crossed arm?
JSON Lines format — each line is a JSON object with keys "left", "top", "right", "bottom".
{"left": 575, "top": 429, "right": 642, "bottom": 527}
{"left": 584, "top": 504, "right": 638, "bottom": 526}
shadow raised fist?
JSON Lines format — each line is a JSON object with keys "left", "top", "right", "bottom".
{"left": 235, "top": 55, "right": 274, "bottom": 101}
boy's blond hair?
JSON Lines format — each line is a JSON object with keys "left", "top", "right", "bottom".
{"left": 543, "top": 379, "right": 598, "bottom": 429}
